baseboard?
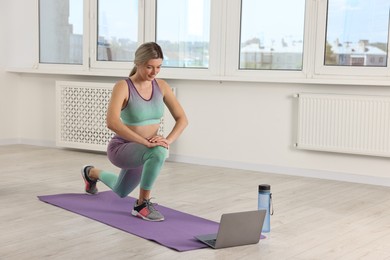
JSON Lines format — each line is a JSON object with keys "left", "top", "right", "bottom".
{"left": 0, "top": 138, "right": 56, "bottom": 147}
{"left": 167, "top": 154, "right": 390, "bottom": 187}
{"left": 0, "top": 138, "right": 20, "bottom": 146}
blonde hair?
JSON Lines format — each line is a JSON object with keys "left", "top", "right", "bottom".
{"left": 129, "top": 42, "right": 164, "bottom": 77}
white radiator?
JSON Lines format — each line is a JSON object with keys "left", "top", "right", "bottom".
{"left": 56, "top": 81, "right": 175, "bottom": 152}
{"left": 295, "top": 93, "right": 390, "bottom": 158}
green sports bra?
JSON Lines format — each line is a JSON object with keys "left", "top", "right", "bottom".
{"left": 120, "top": 78, "right": 164, "bottom": 126}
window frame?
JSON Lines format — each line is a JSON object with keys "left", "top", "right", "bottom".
{"left": 89, "top": 0, "right": 223, "bottom": 80}
{"left": 223, "top": 0, "right": 312, "bottom": 82}
{"left": 28, "top": 0, "right": 390, "bottom": 84}
{"left": 313, "top": 0, "right": 390, "bottom": 78}
{"left": 146, "top": 0, "right": 223, "bottom": 80}
{"left": 37, "top": 0, "right": 90, "bottom": 71}
{"left": 89, "top": 0, "right": 145, "bottom": 70}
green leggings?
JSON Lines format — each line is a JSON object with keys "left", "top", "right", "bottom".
{"left": 102, "top": 135, "right": 168, "bottom": 198}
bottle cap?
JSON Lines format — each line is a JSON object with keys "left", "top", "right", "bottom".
{"left": 258, "top": 184, "right": 271, "bottom": 192}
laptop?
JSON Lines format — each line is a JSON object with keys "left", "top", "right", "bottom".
{"left": 195, "top": 209, "right": 266, "bottom": 249}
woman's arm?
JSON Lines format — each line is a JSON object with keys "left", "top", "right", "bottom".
{"left": 106, "top": 80, "right": 155, "bottom": 147}
{"left": 157, "top": 79, "right": 188, "bottom": 145}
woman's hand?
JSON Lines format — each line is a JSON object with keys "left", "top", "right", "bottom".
{"left": 146, "top": 135, "right": 170, "bottom": 149}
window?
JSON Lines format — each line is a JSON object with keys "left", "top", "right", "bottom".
{"left": 39, "top": 0, "right": 83, "bottom": 64}
{"left": 239, "top": 0, "right": 306, "bottom": 70}
{"left": 97, "top": 0, "right": 139, "bottom": 62}
{"left": 33, "top": 0, "right": 390, "bottom": 83}
{"left": 324, "top": 0, "right": 389, "bottom": 67}
{"left": 156, "top": 0, "right": 210, "bottom": 68}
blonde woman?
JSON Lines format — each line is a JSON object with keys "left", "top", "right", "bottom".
{"left": 81, "top": 42, "right": 188, "bottom": 221}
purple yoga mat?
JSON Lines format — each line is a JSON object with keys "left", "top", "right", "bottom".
{"left": 38, "top": 191, "right": 218, "bottom": 251}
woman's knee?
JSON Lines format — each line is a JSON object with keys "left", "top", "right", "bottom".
{"left": 116, "top": 190, "right": 129, "bottom": 198}
{"left": 157, "top": 146, "right": 168, "bottom": 159}
{"left": 148, "top": 146, "right": 168, "bottom": 163}
{"left": 114, "top": 186, "right": 136, "bottom": 198}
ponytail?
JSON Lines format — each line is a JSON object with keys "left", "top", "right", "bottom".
{"left": 129, "top": 66, "right": 137, "bottom": 77}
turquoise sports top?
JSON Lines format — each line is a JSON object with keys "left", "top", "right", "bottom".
{"left": 120, "top": 78, "right": 164, "bottom": 126}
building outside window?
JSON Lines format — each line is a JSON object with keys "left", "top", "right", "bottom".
{"left": 156, "top": 0, "right": 210, "bottom": 68}
{"left": 239, "top": 0, "right": 306, "bottom": 70}
{"left": 324, "top": 0, "right": 389, "bottom": 67}
{"left": 39, "top": 0, "right": 83, "bottom": 64}
{"left": 97, "top": 0, "right": 139, "bottom": 62}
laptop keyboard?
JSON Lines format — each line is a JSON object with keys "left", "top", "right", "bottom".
{"left": 204, "top": 239, "right": 216, "bottom": 247}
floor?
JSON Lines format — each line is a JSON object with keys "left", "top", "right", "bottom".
{"left": 1, "top": 145, "right": 390, "bottom": 260}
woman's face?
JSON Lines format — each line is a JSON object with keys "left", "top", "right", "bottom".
{"left": 137, "top": 58, "right": 162, "bottom": 81}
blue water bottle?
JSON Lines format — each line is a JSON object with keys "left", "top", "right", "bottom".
{"left": 258, "top": 184, "right": 272, "bottom": 233}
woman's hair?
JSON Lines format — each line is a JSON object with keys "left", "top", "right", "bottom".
{"left": 129, "top": 42, "right": 164, "bottom": 76}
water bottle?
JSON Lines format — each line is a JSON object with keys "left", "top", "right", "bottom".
{"left": 258, "top": 184, "right": 272, "bottom": 233}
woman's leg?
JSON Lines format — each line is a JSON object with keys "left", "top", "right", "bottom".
{"left": 99, "top": 167, "right": 143, "bottom": 198}
{"left": 96, "top": 136, "right": 168, "bottom": 199}
{"left": 131, "top": 146, "right": 167, "bottom": 221}
{"left": 86, "top": 137, "right": 168, "bottom": 221}
{"left": 139, "top": 146, "right": 167, "bottom": 191}
{"left": 135, "top": 145, "right": 167, "bottom": 203}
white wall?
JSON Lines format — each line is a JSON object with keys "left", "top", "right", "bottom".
{"left": 167, "top": 80, "right": 390, "bottom": 183}
{"left": 2, "top": 0, "right": 390, "bottom": 186}
{"left": 0, "top": 0, "right": 20, "bottom": 143}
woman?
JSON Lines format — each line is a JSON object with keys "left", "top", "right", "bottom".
{"left": 81, "top": 42, "right": 188, "bottom": 222}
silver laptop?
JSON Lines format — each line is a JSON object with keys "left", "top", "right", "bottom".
{"left": 195, "top": 209, "right": 266, "bottom": 249}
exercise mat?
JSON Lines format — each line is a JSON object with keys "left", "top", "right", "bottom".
{"left": 38, "top": 191, "right": 221, "bottom": 251}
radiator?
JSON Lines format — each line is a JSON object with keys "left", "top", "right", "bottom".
{"left": 295, "top": 93, "right": 390, "bottom": 158}
{"left": 56, "top": 81, "right": 174, "bottom": 152}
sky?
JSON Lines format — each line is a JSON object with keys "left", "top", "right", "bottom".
{"left": 97, "top": 0, "right": 138, "bottom": 40}
{"left": 156, "top": 0, "right": 209, "bottom": 41}
{"left": 240, "top": 0, "right": 306, "bottom": 42}
{"left": 68, "top": 0, "right": 83, "bottom": 34}
{"left": 327, "top": 0, "right": 390, "bottom": 43}
{"left": 69, "top": 0, "right": 138, "bottom": 40}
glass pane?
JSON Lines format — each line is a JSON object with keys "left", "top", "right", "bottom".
{"left": 240, "top": 0, "right": 305, "bottom": 70}
{"left": 325, "top": 0, "right": 389, "bottom": 67}
{"left": 97, "top": 0, "right": 138, "bottom": 62}
{"left": 39, "top": 0, "right": 83, "bottom": 64}
{"left": 156, "top": 0, "right": 210, "bottom": 68}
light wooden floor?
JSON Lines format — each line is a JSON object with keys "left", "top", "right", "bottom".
{"left": 1, "top": 145, "right": 390, "bottom": 260}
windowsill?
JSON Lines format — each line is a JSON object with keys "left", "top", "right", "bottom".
{"left": 6, "top": 66, "right": 129, "bottom": 78}
{"left": 6, "top": 66, "right": 390, "bottom": 87}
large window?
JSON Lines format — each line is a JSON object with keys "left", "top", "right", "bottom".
{"left": 156, "top": 0, "right": 210, "bottom": 68}
{"left": 239, "top": 0, "right": 306, "bottom": 70}
{"left": 34, "top": 0, "right": 390, "bottom": 83}
{"left": 39, "top": 0, "right": 83, "bottom": 64}
{"left": 325, "top": 0, "right": 389, "bottom": 67}
{"left": 97, "top": 0, "right": 139, "bottom": 62}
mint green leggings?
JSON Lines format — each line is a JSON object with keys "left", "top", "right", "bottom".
{"left": 102, "top": 135, "right": 168, "bottom": 198}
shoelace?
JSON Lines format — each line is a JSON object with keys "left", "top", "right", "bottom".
{"left": 143, "top": 198, "right": 158, "bottom": 211}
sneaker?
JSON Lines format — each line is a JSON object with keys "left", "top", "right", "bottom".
{"left": 81, "top": 165, "right": 98, "bottom": 195}
{"left": 131, "top": 198, "right": 164, "bottom": 222}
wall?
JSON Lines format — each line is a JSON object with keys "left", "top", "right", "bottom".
{"left": 0, "top": 0, "right": 20, "bottom": 143}
{"left": 167, "top": 79, "right": 390, "bottom": 184}
{"left": 2, "top": 0, "right": 390, "bottom": 186}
